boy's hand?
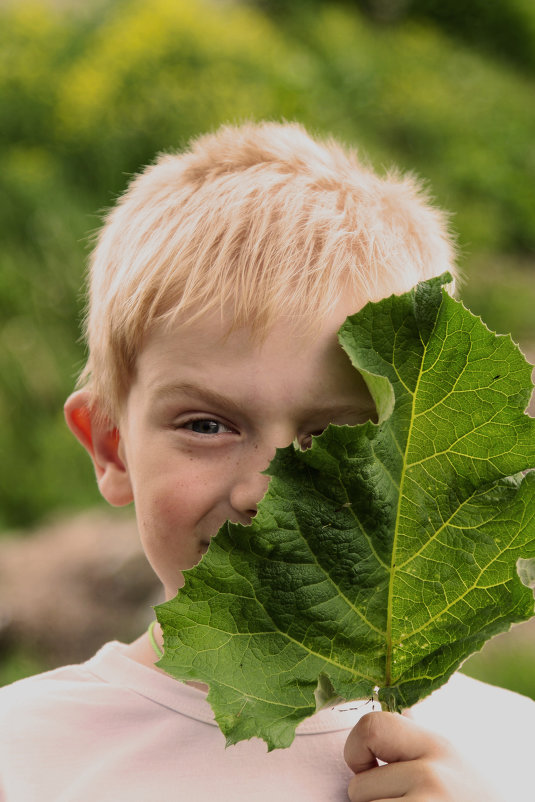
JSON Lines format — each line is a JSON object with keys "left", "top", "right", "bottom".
{"left": 344, "top": 711, "right": 503, "bottom": 801}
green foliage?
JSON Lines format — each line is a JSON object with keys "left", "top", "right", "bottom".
{"left": 462, "top": 626, "right": 535, "bottom": 702}
{"left": 395, "top": 0, "right": 535, "bottom": 75}
{"left": 156, "top": 276, "right": 535, "bottom": 749}
{"left": 0, "top": 645, "right": 46, "bottom": 688}
{"left": 262, "top": 0, "right": 535, "bottom": 74}
{"left": 51, "top": 0, "right": 312, "bottom": 194}
{"left": 281, "top": 5, "right": 535, "bottom": 254}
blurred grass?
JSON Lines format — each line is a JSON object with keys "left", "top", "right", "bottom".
{"left": 461, "top": 621, "right": 535, "bottom": 702}
{"left": 0, "top": 0, "right": 534, "bottom": 696}
{"left": 0, "top": 645, "right": 45, "bottom": 688}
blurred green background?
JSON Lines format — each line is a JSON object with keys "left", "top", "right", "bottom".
{"left": 1, "top": 0, "right": 534, "bottom": 692}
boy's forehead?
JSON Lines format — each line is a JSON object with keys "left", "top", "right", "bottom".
{"left": 132, "top": 300, "right": 376, "bottom": 414}
{"left": 141, "top": 299, "right": 365, "bottom": 372}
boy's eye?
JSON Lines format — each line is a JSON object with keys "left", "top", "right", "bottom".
{"left": 183, "top": 419, "right": 232, "bottom": 435}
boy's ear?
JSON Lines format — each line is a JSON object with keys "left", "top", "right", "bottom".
{"left": 64, "top": 390, "right": 133, "bottom": 507}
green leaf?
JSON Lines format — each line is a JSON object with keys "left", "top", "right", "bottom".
{"left": 156, "top": 273, "right": 535, "bottom": 750}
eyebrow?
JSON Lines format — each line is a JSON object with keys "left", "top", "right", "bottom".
{"left": 151, "top": 381, "right": 249, "bottom": 417}
{"left": 151, "top": 381, "right": 376, "bottom": 420}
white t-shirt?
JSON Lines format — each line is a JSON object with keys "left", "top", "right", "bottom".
{"left": 1, "top": 641, "right": 533, "bottom": 801}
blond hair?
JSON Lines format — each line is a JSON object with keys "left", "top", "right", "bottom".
{"left": 80, "top": 121, "right": 456, "bottom": 421}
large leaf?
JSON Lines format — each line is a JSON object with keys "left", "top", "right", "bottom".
{"left": 156, "top": 273, "right": 535, "bottom": 750}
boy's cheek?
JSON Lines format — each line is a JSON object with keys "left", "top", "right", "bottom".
{"left": 137, "top": 513, "right": 194, "bottom": 592}
{"left": 135, "top": 484, "right": 211, "bottom": 561}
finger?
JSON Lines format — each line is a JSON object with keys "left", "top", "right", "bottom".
{"left": 344, "top": 711, "right": 448, "bottom": 774}
{"left": 347, "top": 760, "right": 419, "bottom": 801}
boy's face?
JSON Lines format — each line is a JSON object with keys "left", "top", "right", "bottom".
{"left": 70, "top": 301, "right": 376, "bottom": 600}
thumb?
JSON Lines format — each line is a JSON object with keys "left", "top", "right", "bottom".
{"left": 344, "top": 711, "right": 442, "bottom": 774}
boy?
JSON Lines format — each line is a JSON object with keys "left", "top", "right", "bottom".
{"left": 1, "top": 121, "right": 534, "bottom": 801}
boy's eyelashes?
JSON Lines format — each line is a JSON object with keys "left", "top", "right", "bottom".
{"left": 174, "top": 418, "right": 358, "bottom": 445}
{"left": 175, "top": 417, "right": 324, "bottom": 444}
{"left": 179, "top": 417, "right": 235, "bottom": 435}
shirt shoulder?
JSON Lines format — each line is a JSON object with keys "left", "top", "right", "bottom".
{"left": 0, "top": 641, "right": 149, "bottom": 735}
{"left": 0, "top": 660, "right": 103, "bottom": 733}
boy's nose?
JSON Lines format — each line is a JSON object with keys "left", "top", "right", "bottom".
{"left": 229, "top": 432, "right": 292, "bottom": 521}
{"left": 229, "top": 469, "right": 271, "bottom": 522}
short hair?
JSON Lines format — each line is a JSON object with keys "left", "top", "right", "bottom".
{"left": 80, "top": 120, "right": 457, "bottom": 421}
